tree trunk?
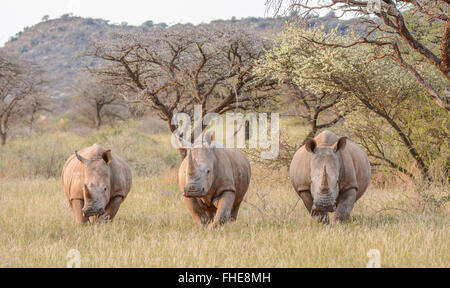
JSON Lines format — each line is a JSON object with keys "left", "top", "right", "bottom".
{"left": 94, "top": 104, "right": 102, "bottom": 130}
{"left": 0, "top": 115, "right": 8, "bottom": 146}
{"left": 29, "top": 114, "right": 35, "bottom": 136}
{"left": 0, "top": 132, "right": 6, "bottom": 146}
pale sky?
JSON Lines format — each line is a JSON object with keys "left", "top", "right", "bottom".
{"left": 0, "top": 0, "right": 270, "bottom": 46}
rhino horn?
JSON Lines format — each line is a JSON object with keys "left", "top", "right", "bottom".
{"left": 320, "top": 166, "right": 329, "bottom": 192}
{"left": 83, "top": 184, "right": 91, "bottom": 199}
{"left": 187, "top": 150, "right": 197, "bottom": 176}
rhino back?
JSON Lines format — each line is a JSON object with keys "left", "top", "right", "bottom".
{"left": 109, "top": 153, "right": 132, "bottom": 199}
{"left": 289, "top": 146, "right": 311, "bottom": 193}
{"left": 219, "top": 148, "right": 251, "bottom": 202}
{"left": 340, "top": 140, "right": 371, "bottom": 200}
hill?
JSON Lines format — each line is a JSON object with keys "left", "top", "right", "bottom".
{"left": 0, "top": 13, "right": 353, "bottom": 98}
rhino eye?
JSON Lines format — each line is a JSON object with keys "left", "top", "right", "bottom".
{"left": 104, "top": 187, "right": 107, "bottom": 191}
{"left": 206, "top": 169, "right": 210, "bottom": 174}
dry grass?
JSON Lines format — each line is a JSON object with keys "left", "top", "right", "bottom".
{"left": 0, "top": 120, "right": 448, "bottom": 267}
{"left": 0, "top": 168, "right": 448, "bottom": 268}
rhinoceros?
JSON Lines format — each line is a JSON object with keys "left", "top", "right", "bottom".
{"left": 289, "top": 131, "right": 371, "bottom": 223}
{"left": 61, "top": 144, "right": 132, "bottom": 224}
{"left": 178, "top": 132, "right": 251, "bottom": 228}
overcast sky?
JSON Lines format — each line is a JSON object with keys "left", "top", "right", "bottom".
{"left": 0, "top": 0, "right": 270, "bottom": 46}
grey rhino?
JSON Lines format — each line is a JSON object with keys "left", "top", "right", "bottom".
{"left": 61, "top": 144, "right": 132, "bottom": 224}
{"left": 289, "top": 131, "right": 371, "bottom": 223}
{"left": 178, "top": 132, "right": 251, "bottom": 228}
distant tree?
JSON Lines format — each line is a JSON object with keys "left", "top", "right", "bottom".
{"left": 75, "top": 81, "right": 127, "bottom": 129}
{"left": 155, "top": 23, "right": 168, "bottom": 29}
{"left": 89, "top": 25, "right": 276, "bottom": 158}
{"left": 20, "top": 92, "right": 51, "bottom": 135}
{"left": 42, "top": 15, "right": 50, "bottom": 22}
{"left": 61, "top": 13, "right": 73, "bottom": 20}
{"left": 142, "top": 20, "right": 154, "bottom": 27}
{"left": 266, "top": 0, "right": 450, "bottom": 111}
{"left": 0, "top": 56, "right": 44, "bottom": 145}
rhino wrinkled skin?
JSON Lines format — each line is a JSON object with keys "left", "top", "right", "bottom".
{"left": 61, "top": 144, "right": 132, "bottom": 224}
{"left": 289, "top": 131, "right": 371, "bottom": 223}
{"left": 178, "top": 133, "right": 251, "bottom": 228}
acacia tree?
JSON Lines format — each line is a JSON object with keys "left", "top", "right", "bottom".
{"left": 266, "top": 0, "right": 450, "bottom": 111}
{"left": 285, "top": 88, "right": 344, "bottom": 139}
{"left": 89, "top": 25, "right": 276, "bottom": 158}
{"left": 0, "top": 56, "right": 43, "bottom": 145}
{"left": 264, "top": 25, "right": 449, "bottom": 181}
{"left": 254, "top": 28, "right": 347, "bottom": 141}
{"left": 245, "top": 26, "right": 351, "bottom": 169}
{"left": 20, "top": 92, "right": 51, "bottom": 135}
{"left": 75, "top": 81, "right": 126, "bottom": 129}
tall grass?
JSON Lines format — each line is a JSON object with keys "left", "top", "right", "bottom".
{"left": 0, "top": 121, "right": 178, "bottom": 178}
{"left": 0, "top": 172, "right": 448, "bottom": 267}
{"left": 0, "top": 120, "right": 448, "bottom": 267}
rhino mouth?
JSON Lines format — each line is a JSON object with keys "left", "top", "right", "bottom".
{"left": 183, "top": 187, "right": 206, "bottom": 198}
{"left": 312, "top": 203, "right": 337, "bottom": 213}
{"left": 82, "top": 207, "right": 105, "bottom": 217}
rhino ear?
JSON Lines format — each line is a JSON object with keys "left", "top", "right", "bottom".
{"left": 204, "top": 131, "right": 215, "bottom": 147}
{"left": 305, "top": 138, "right": 317, "bottom": 153}
{"left": 333, "top": 137, "right": 347, "bottom": 152}
{"left": 102, "top": 150, "right": 113, "bottom": 165}
{"left": 75, "top": 151, "right": 90, "bottom": 165}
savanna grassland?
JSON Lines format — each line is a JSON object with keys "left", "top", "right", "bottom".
{"left": 0, "top": 120, "right": 448, "bottom": 268}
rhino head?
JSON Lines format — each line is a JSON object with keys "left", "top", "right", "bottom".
{"left": 183, "top": 132, "right": 216, "bottom": 198}
{"left": 305, "top": 136, "right": 346, "bottom": 213}
{"left": 75, "top": 149, "right": 113, "bottom": 217}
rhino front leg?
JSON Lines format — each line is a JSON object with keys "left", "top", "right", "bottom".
{"left": 98, "top": 196, "right": 123, "bottom": 223}
{"left": 335, "top": 188, "right": 356, "bottom": 222}
{"left": 230, "top": 203, "right": 241, "bottom": 221}
{"left": 210, "top": 191, "right": 235, "bottom": 228}
{"left": 71, "top": 199, "right": 89, "bottom": 224}
{"left": 297, "top": 191, "right": 313, "bottom": 212}
{"left": 298, "top": 191, "right": 329, "bottom": 224}
{"left": 185, "top": 197, "right": 211, "bottom": 227}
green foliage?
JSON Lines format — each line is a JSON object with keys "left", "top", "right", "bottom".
{"left": 256, "top": 24, "right": 449, "bottom": 182}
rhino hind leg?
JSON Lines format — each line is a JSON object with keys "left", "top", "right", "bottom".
{"left": 71, "top": 199, "right": 89, "bottom": 224}
{"left": 98, "top": 196, "right": 124, "bottom": 223}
